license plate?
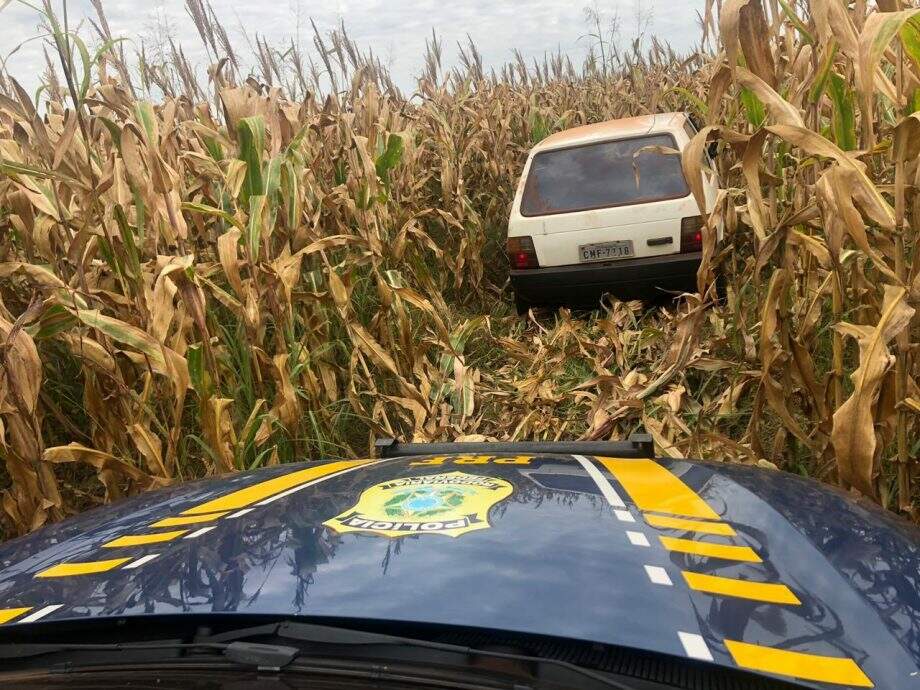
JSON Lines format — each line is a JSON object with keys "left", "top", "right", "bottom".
{"left": 578, "top": 240, "right": 634, "bottom": 263}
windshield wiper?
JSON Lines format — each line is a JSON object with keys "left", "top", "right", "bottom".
{"left": 199, "top": 620, "right": 638, "bottom": 689}
{"left": 0, "top": 640, "right": 299, "bottom": 671}
{"left": 0, "top": 620, "right": 638, "bottom": 689}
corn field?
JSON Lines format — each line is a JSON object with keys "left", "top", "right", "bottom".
{"left": 1, "top": 0, "right": 919, "bottom": 538}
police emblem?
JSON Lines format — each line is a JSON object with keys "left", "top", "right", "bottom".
{"left": 324, "top": 471, "right": 513, "bottom": 538}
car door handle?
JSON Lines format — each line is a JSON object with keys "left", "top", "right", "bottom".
{"left": 647, "top": 236, "right": 673, "bottom": 246}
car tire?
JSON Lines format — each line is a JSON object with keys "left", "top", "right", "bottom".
{"left": 715, "top": 273, "right": 728, "bottom": 304}
{"left": 514, "top": 293, "right": 532, "bottom": 316}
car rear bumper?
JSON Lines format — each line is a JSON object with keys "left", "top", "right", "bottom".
{"left": 511, "top": 252, "right": 701, "bottom": 305}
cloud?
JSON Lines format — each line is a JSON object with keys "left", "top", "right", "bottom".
{"left": 1, "top": 0, "right": 705, "bottom": 95}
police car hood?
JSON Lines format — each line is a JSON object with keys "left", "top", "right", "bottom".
{"left": 1, "top": 453, "right": 918, "bottom": 688}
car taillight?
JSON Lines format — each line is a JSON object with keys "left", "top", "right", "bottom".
{"left": 680, "top": 216, "right": 704, "bottom": 253}
{"left": 507, "top": 236, "right": 539, "bottom": 269}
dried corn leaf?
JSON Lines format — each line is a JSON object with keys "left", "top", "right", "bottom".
{"left": 831, "top": 286, "right": 914, "bottom": 496}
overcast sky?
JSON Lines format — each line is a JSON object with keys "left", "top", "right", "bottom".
{"left": 1, "top": 0, "right": 707, "bottom": 95}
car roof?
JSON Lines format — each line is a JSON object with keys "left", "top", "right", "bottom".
{"left": 532, "top": 112, "right": 687, "bottom": 152}
{"left": 0, "top": 451, "right": 916, "bottom": 688}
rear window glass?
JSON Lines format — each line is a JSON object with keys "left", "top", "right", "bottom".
{"left": 520, "top": 133, "right": 689, "bottom": 217}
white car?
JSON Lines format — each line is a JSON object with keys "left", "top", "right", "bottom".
{"left": 506, "top": 112, "right": 720, "bottom": 314}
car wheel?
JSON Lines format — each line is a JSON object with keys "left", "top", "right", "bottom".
{"left": 715, "top": 273, "right": 728, "bottom": 304}
{"left": 514, "top": 294, "right": 532, "bottom": 316}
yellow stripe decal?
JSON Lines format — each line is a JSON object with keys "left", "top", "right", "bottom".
{"left": 645, "top": 514, "right": 736, "bottom": 536}
{"left": 36, "top": 558, "right": 132, "bottom": 578}
{"left": 660, "top": 536, "right": 761, "bottom": 562}
{"left": 683, "top": 572, "right": 800, "bottom": 604}
{"left": 725, "top": 640, "right": 873, "bottom": 687}
{"left": 595, "top": 457, "right": 720, "bottom": 519}
{"left": 182, "top": 460, "right": 374, "bottom": 515}
{"left": 102, "top": 530, "right": 188, "bottom": 548}
{"left": 151, "top": 512, "right": 229, "bottom": 527}
{"left": 0, "top": 607, "right": 31, "bottom": 624}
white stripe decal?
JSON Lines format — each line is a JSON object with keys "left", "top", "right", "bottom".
{"left": 614, "top": 509, "right": 635, "bottom": 522}
{"left": 626, "top": 530, "right": 650, "bottom": 547}
{"left": 19, "top": 605, "right": 63, "bottom": 623}
{"left": 644, "top": 565, "right": 673, "bottom": 586}
{"left": 184, "top": 526, "right": 216, "bottom": 539}
{"left": 225, "top": 508, "right": 254, "bottom": 519}
{"left": 572, "top": 455, "right": 626, "bottom": 508}
{"left": 124, "top": 554, "right": 160, "bottom": 569}
{"left": 678, "top": 631, "right": 713, "bottom": 661}
{"left": 255, "top": 464, "right": 378, "bottom": 506}
{"left": 255, "top": 483, "right": 312, "bottom": 505}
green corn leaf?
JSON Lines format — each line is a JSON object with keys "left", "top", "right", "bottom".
{"left": 236, "top": 399, "right": 267, "bottom": 461}
{"left": 249, "top": 446, "right": 275, "bottom": 471}
{"left": 383, "top": 269, "right": 404, "bottom": 289}
{"left": 134, "top": 101, "right": 158, "bottom": 143}
{"left": 238, "top": 116, "right": 266, "bottom": 205}
{"left": 28, "top": 304, "right": 78, "bottom": 340}
{"left": 264, "top": 154, "right": 283, "bottom": 203}
{"left": 185, "top": 434, "right": 220, "bottom": 466}
{"left": 34, "top": 83, "right": 47, "bottom": 108}
{"left": 667, "top": 86, "right": 708, "bottom": 116}
{"left": 187, "top": 343, "right": 210, "bottom": 397}
{"left": 96, "top": 235, "right": 126, "bottom": 286}
{"left": 529, "top": 110, "right": 551, "bottom": 144}
{"left": 740, "top": 87, "right": 766, "bottom": 128}
{"left": 12, "top": 178, "right": 66, "bottom": 220}
{"left": 285, "top": 121, "right": 312, "bottom": 155}
{"left": 181, "top": 201, "right": 244, "bottom": 230}
{"left": 333, "top": 158, "right": 348, "bottom": 185}
{"left": 91, "top": 37, "right": 128, "bottom": 67}
{"left": 113, "top": 204, "right": 141, "bottom": 282}
{"left": 828, "top": 72, "right": 857, "bottom": 151}
{"left": 281, "top": 159, "right": 300, "bottom": 228}
{"left": 246, "top": 194, "right": 267, "bottom": 263}
{"left": 98, "top": 116, "right": 122, "bottom": 150}
{"left": 356, "top": 182, "right": 372, "bottom": 209}
{"left": 262, "top": 155, "right": 283, "bottom": 240}
{"left": 375, "top": 133, "right": 404, "bottom": 180}
{"left": 133, "top": 187, "right": 146, "bottom": 242}
{"left": 70, "top": 33, "right": 92, "bottom": 102}
{"left": 203, "top": 136, "right": 223, "bottom": 162}
{"left": 304, "top": 268, "right": 323, "bottom": 292}
{"left": 910, "top": 87, "right": 920, "bottom": 115}
{"left": 777, "top": 0, "right": 814, "bottom": 44}
{"left": 808, "top": 42, "right": 838, "bottom": 104}
{"left": 75, "top": 309, "right": 166, "bottom": 371}
{"left": 902, "top": 17, "right": 920, "bottom": 75}
{"left": 0, "top": 157, "right": 59, "bottom": 179}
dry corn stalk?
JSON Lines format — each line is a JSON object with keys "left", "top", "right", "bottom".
{"left": 0, "top": 0, "right": 919, "bottom": 537}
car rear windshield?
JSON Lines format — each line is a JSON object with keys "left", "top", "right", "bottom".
{"left": 520, "top": 133, "right": 689, "bottom": 217}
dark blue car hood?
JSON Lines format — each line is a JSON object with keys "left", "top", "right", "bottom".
{"left": 0, "top": 453, "right": 918, "bottom": 689}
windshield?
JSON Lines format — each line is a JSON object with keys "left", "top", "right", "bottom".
{"left": 520, "top": 133, "right": 689, "bottom": 216}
